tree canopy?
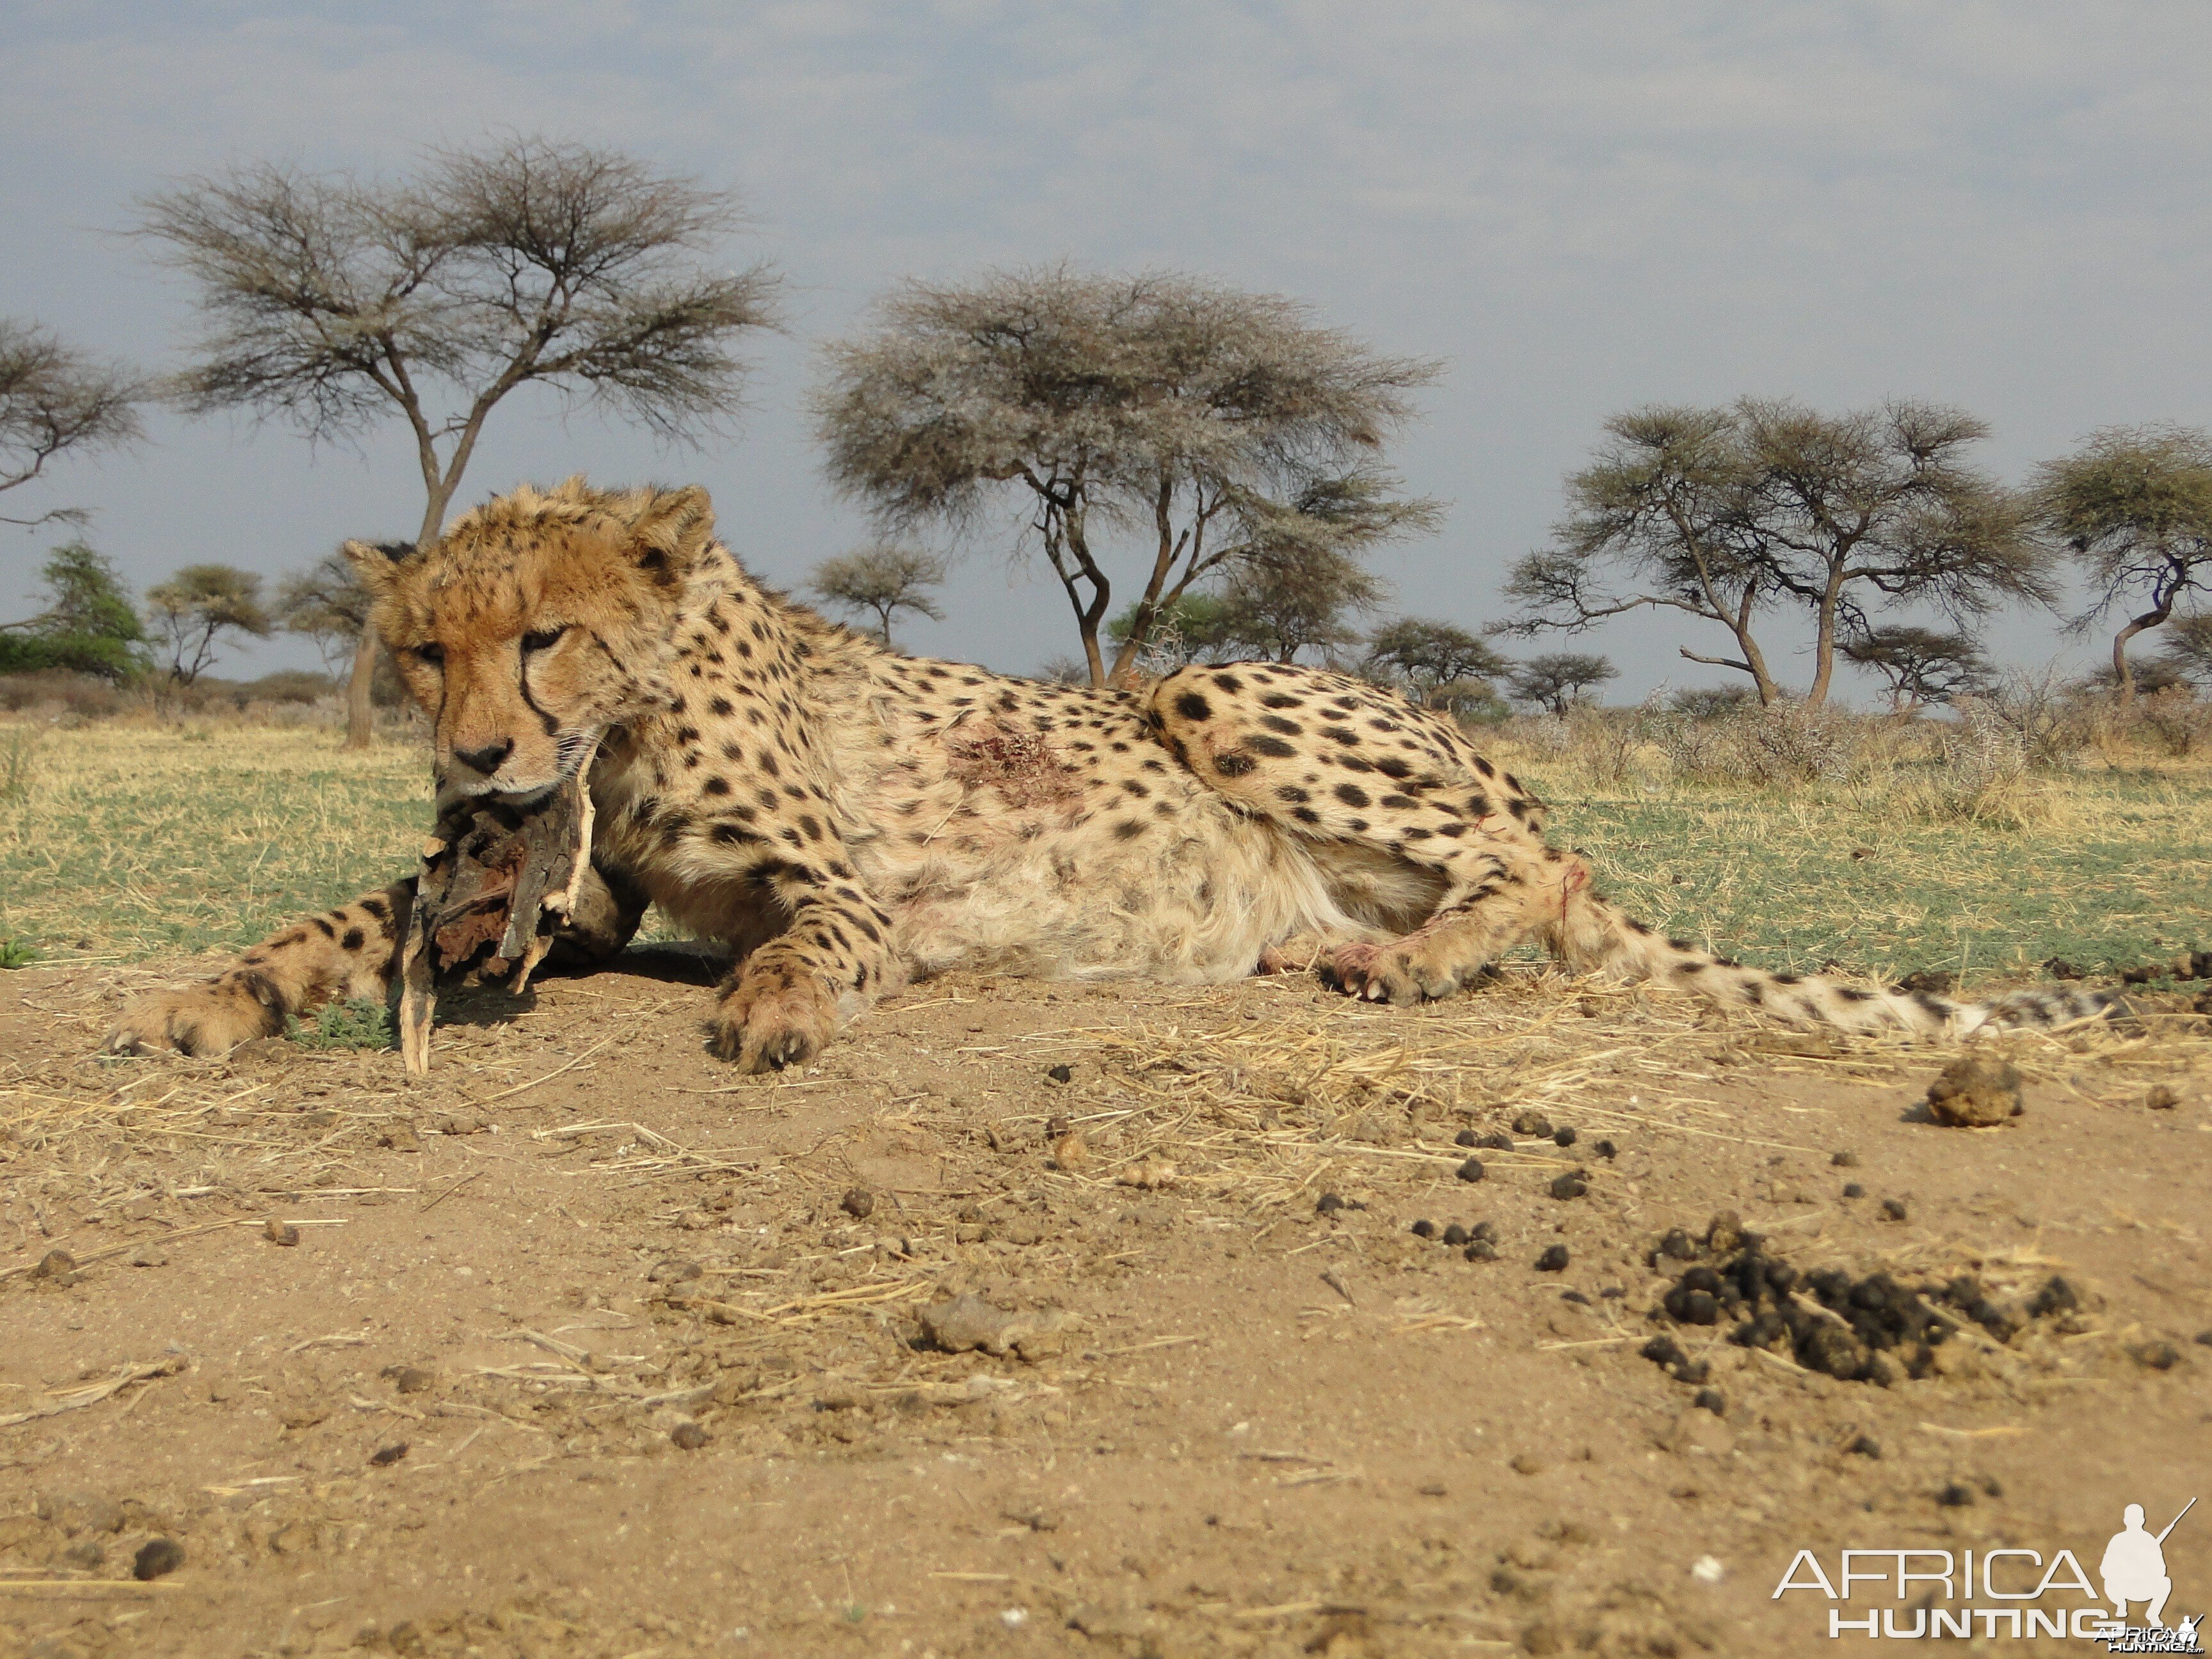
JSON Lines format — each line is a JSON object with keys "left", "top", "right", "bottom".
{"left": 145, "top": 564, "right": 273, "bottom": 686}
{"left": 0, "top": 319, "right": 143, "bottom": 529}
{"left": 813, "top": 266, "right": 1440, "bottom": 685}
{"left": 1506, "top": 399, "right": 2048, "bottom": 709}
{"left": 1362, "top": 618, "right": 1510, "bottom": 712}
{"left": 0, "top": 541, "right": 148, "bottom": 680}
{"left": 1507, "top": 652, "right": 1617, "bottom": 716}
{"left": 1839, "top": 624, "right": 1992, "bottom": 712}
{"left": 806, "top": 545, "right": 947, "bottom": 648}
{"left": 138, "top": 136, "right": 780, "bottom": 744}
{"left": 2032, "top": 424, "right": 2212, "bottom": 700}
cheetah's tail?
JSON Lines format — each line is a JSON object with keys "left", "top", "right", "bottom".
{"left": 1546, "top": 887, "right": 2114, "bottom": 1038}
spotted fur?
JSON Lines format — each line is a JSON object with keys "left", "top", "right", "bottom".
{"left": 108, "top": 479, "right": 2108, "bottom": 1070}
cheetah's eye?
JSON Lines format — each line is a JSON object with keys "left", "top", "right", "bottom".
{"left": 413, "top": 643, "right": 445, "bottom": 666}
{"left": 521, "top": 627, "right": 567, "bottom": 655}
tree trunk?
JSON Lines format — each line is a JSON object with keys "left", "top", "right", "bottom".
{"left": 1802, "top": 568, "right": 1848, "bottom": 710}
{"left": 2111, "top": 605, "right": 2170, "bottom": 705}
{"left": 345, "top": 487, "right": 454, "bottom": 750}
{"left": 341, "top": 626, "right": 380, "bottom": 750}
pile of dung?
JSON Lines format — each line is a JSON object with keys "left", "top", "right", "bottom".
{"left": 1641, "top": 1214, "right": 2081, "bottom": 1387}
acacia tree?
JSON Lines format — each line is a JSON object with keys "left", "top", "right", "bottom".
{"left": 138, "top": 138, "right": 780, "bottom": 748}
{"left": 0, "top": 541, "right": 148, "bottom": 680}
{"left": 1839, "top": 624, "right": 1992, "bottom": 712}
{"left": 2032, "top": 425, "right": 2212, "bottom": 701}
{"left": 275, "top": 549, "right": 383, "bottom": 678}
{"left": 813, "top": 268, "right": 1441, "bottom": 685}
{"left": 1507, "top": 652, "right": 1617, "bottom": 716}
{"left": 1363, "top": 618, "right": 1509, "bottom": 710}
{"left": 1507, "top": 401, "right": 2048, "bottom": 709}
{"left": 806, "top": 545, "right": 947, "bottom": 647}
{"left": 145, "top": 564, "right": 272, "bottom": 686}
{"left": 0, "top": 319, "right": 143, "bottom": 529}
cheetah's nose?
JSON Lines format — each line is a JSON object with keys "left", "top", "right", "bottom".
{"left": 454, "top": 737, "right": 514, "bottom": 776}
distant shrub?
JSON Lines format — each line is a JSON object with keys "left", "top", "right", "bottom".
{"left": 236, "top": 670, "right": 336, "bottom": 706}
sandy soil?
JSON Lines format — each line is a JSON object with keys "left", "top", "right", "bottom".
{"left": 1, "top": 954, "right": 2208, "bottom": 1658}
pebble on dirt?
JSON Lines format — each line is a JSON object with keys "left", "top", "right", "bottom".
{"left": 2146, "top": 1084, "right": 2179, "bottom": 1110}
{"left": 1410, "top": 1219, "right": 1436, "bottom": 1238}
{"left": 369, "top": 1442, "right": 409, "bottom": 1466}
{"left": 1594, "top": 1139, "right": 1617, "bottom": 1160}
{"left": 1925, "top": 1056, "right": 2024, "bottom": 1127}
{"left": 1842, "top": 1183, "right": 1865, "bottom": 1199}
{"left": 1045, "top": 1064, "right": 1074, "bottom": 1084}
{"left": 1441, "top": 1224, "right": 1469, "bottom": 1247}
{"left": 1831, "top": 1150, "right": 1860, "bottom": 1167}
{"left": 648, "top": 1259, "right": 703, "bottom": 1285}
{"left": 132, "top": 1538, "right": 184, "bottom": 1581}
{"left": 29, "top": 1249, "right": 77, "bottom": 1283}
{"left": 840, "top": 1188, "right": 875, "bottom": 1220}
{"left": 1880, "top": 1199, "right": 1909, "bottom": 1222}
{"left": 1848, "top": 1436, "right": 1882, "bottom": 1458}
{"left": 1464, "top": 1240, "right": 1498, "bottom": 1262}
{"left": 1456, "top": 1158, "right": 1486, "bottom": 1183}
{"left": 1510, "top": 1109, "right": 1553, "bottom": 1138}
{"left": 1549, "top": 1174, "right": 1587, "bottom": 1200}
{"left": 1535, "top": 1245, "right": 1570, "bottom": 1272}
{"left": 1692, "top": 1388, "right": 1724, "bottom": 1415}
{"left": 1454, "top": 1128, "right": 1479, "bottom": 1147}
{"left": 1315, "top": 1192, "right": 1347, "bottom": 1215}
{"left": 671, "top": 1422, "right": 710, "bottom": 1450}
{"left": 1552, "top": 1127, "right": 1577, "bottom": 1148}
{"left": 386, "top": 1366, "right": 435, "bottom": 1394}
{"left": 262, "top": 1220, "right": 300, "bottom": 1247}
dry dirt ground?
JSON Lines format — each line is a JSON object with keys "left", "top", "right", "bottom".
{"left": 1, "top": 954, "right": 2208, "bottom": 1658}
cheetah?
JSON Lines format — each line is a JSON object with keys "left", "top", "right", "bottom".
{"left": 107, "top": 478, "right": 2106, "bottom": 1071}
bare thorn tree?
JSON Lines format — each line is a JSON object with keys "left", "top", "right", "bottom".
{"left": 2032, "top": 424, "right": 2212, "bottom": 701}
{"left": 806, "top": 545, "right": 948, "bottom": 647}
{"left": 813, "top": 267, "right": 1441, "bottom": 685}
{"left": 138, "top": 137, "right": 781, "bottom": 747}
{"left": 1507, "top": 401, "right": 2048, "bottom": 710}
{"left": 0, "top": 319, "right": 143, "bottom": 529}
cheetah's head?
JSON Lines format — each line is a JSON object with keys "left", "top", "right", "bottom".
{"left": 346, "top": 477, "right": 725, "bottom": 799}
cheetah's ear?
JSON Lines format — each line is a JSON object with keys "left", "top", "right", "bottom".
{"left": 340, "top": 539, "right": 415, "bottom": 600}
{"left": 625, "top": 486, "right": 717, "bottom": 585}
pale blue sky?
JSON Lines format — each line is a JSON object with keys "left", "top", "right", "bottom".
{"left": 5, "top": 2, "right": 2210, "bottom": 695}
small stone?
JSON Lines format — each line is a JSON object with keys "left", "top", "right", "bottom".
{"left": 646, "top": 1259, "right": 703, "bottom": 1285}
{"left": 2195, "top": 1330, "right": 2212, "bottom": 1348}
{"left": 1045, "top": 1064, "right": 1074, "bottom": 1084}
{"left": 29, "top": 1249, "right": 78, "bottom": 1282}
{"left": 127, "top": 1246, "right": 168, "bottom": 1268}
{"left": 369, "top": 1442, "right": 409, "bottom": 1466}
{"left": 1848, "top": 1435, "right": 1882, "bottom": 1458}
{"left": 1880, "top": 1199, "right": 1908, "bottom": 1222}
{"left": 262, "top": 1219, "right": 300, "bottom": 1247}
{"left": 1593, "top": 1139, "right": 1617, "bottom": 1160}
{"left": 385, "top": 1365, "right": 435, "bottom": 1395}
{"left": 671, "top": 1422, "right": 710, "bottom": 1450}
{"left": 1831, "top": 1150, "right": 1859, "bottom": 1167}
{"left": 1534, "top": 1245, "right": 1570, "bottom": 1273}
{"left": 840, "top": 1188, "right": 875, "bottom": 1220}
{"left": 1464, "top": 1240, "right": 1498, "bottom": 1262}
{"left": 1692, "top": 1388, "right": 1724, "bottom": 1415}
{"left": 1549, "top": 1173, "right": 1587, "bottom": 1201}
{"left": 433, "top": 1111, "right": 485, "bottom": 1137}
{"left": 1640, "top": 1336, "right": 1686, "bottom": 1369}
{"left": 2131, "top": 1341, "right": 2181, "bottom": 1372}
{"left": 1410, "top": 1219, "right": 1436, "bottom": 1239}
{"left": 1440, "top": 1223, "right": 1469, "bottom": 1247}
{"left": 1936, "top": 1482, "right": 1976, "bottom": 1508}
{"left": 1454, "top": 1128, "right": 1479, "bottom": 1148}
{"left": 1511, "top": 1109, "right": 1553, "bottom": 1138}
{"left": 1315, "top": 1192, "right": 1346, "bottom": 1215}
{"left": 1925, "top": 1056, "right": 2023, "bottom": 1127}
{"left": 1842, "top": 1182, "right": 1864, "bottom": 1199}
{"left": 1509, "top": 1452, "right": 1546, "bottom": 1476}
{"left": 1473, "top": 1221, "right": 1498, "bottom": 1244}
{"left": 378, "top": 1123, "right": 422, "bottom": 1153}
{"left": 132, "top": 1538, "right": 184, "bottom": 1581}
{"left": 1045, "top": 1115, "right": 1072, "bottom": 1137}
{"left": 1658, "top": 1228, "right": 1698, "bottom": 1262}
{"left": 1455, "top": 1157, "right": 1486, "bottom": 1184}
{"left": 62, "top": 1541, "right": 104, "bottom": 1569}
{"left": 1552, "top": 1127, "right": 1577, "bottom": 1148}
{"left": 2146, "top": 1085, "right": 2179, "bottom": 1111}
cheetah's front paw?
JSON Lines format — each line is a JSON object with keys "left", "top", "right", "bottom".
{"left": 106, "top": 975, "right": 287, "bottom": 1057}
{"left": 708, "top": 968, "right": 839, "bottom": 1073}
{"left": 1321, "top": 937, "right": 1475, "bottom": 1006}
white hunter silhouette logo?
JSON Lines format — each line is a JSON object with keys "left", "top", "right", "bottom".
{"left": 2103, "top": 1500, "right": 2193, "bottom": 1632}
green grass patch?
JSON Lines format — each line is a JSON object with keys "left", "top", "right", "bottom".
{"left": 0, "top": 937, "right": 38, "bottom": 970}
{"left": 289, "top": 997, "right": 396, "bottom": 1050}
